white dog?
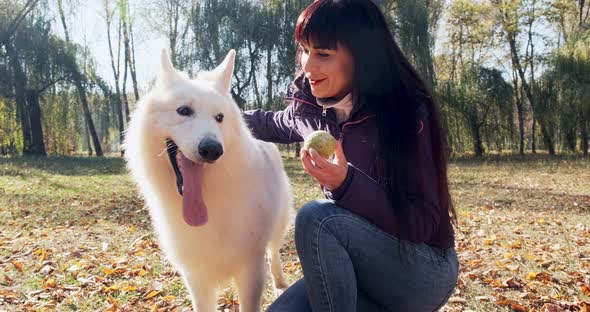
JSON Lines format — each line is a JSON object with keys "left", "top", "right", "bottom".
{"left": 124, "top": 49, "right": 292, "bottom": 312}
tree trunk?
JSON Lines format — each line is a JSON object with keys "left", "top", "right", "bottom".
{"left": 25, "top": 90, "right": 46, "bottom": 155}
{"left": 581, "top": 122, "right": 589, "bottom": 156}
{"left": 5, "top": 42, "right": 31, "bottom": 155}
{"left": 122, "top": 58, "right": 130, "bottom": 123}
{"left": 499, "top": 5, "right": 545, "bottom": 155}
{"left": 168, "top": 0, "right": 181, "bottom": 66}
{"left": 507, "top": 34, "right": 539, "bottom": 153}
{"left": 86, "top": 122, "right": 93, "bottom": 156}
{"left": 492, "top": 113, "right": 503, "bottom": 152}
{"left": 73, "top": 74, "right": 104, "bottom": 156}
{"left": 57, "top": 0, "right": 70, "bottom": 42}
{"left": 473, "top": 125, "right": 484, "bottom": 157}
{"left": 581, "top": 88, "right": 589, "bottom": 155}
{"left": 531, "top": 114, "right": 537, "bottom": 154}
{"left": 437, "top": 95, "right": 452, "bottom": 155}
{"left": 265, "top": 46, "right": 273, "bottom": 111}
{"left": 295, "top": 142, "right": 301, "bottom": 158}
{"left": 115, "top": 99, "right": 124, "bottom": 156}
{"left": 58, "top": 2, "right": 103, "bottom": 156}
{"left": 127, "top": 17, "right": 140, "bottom": 102}
{"left": 516, "top": 100, "right": 524, "bottom": 155}
{"left": 105, "top": 2, "right": 125, "bottom": 156}
{"left": 540, "top": 123, "right": 555, "bottom": 155}
{"left": 121, "top": 4, "right": 131, "bottom": 123}
{"left": 565, "top": 126, "right": 577, "bottom": 152}
{"left": 121, "top": 54, "right": 130, "bottom": 157}
{"left": 512, "top": 70, "right": 525, "bottom": 155}
{"left": 253, "top": 71, "right": 262, "bottom": 109}
{"left": 247, "top": 40, "right": 262, "bottom": 109}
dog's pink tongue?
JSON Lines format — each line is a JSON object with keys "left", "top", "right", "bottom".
{"left": 178, "top": 154, "right": 208, "bottom": 226}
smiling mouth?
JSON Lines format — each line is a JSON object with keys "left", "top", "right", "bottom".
{"left": 165, "top": 139, "right": 183, "bottom": 196}
{"left": 165, "top": 138, "right": 209, "bottom": 227}
{"left": 310, "top": 78, "right": 326, "bottom": 86}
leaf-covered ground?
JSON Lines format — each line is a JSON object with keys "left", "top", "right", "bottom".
{"left": 0, "top": 154, "right": 588, "bottom": 311}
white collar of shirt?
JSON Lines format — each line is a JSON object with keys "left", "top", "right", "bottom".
{"left": 317, "top": 92, "right": 353, "bottom": 124}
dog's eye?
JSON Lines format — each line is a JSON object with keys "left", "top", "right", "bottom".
{"left": 215, "top": 113, "right": 224, "bottom": 123}
{"left": 177, "top": 106, "right": 193, "bottom": 116}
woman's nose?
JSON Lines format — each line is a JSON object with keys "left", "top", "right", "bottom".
{"left": 302, "top": 55, "right": 316, "bottom": 74}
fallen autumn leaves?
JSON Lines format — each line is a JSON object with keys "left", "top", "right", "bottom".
{"left": 0, "top": 155, "right": 589, "bottom": 311}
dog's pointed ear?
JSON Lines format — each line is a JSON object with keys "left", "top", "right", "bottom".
{"left": 161, "top": 48, "right": 175, "bottom": 73}
{"left": 215, "top": 49, "right": 235, "bottom": 93}
{"left": 156, "top": 48, "right": 186, "bottom": 87}
{"left": 198, "top": 50, "right": 235, "bottom": 93}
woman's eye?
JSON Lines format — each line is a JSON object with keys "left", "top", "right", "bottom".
{"left": 177, "top": 106, "right": 193, "bottom": 116}
{"left": 215, "top": 113, "right": 224, "bottom": 123}
{"left": 318, "top": 52, "right": 330, "bottom": 57}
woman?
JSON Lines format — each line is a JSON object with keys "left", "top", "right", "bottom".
{"left": 243, "top": 0, "right": 458, "bottom": 311}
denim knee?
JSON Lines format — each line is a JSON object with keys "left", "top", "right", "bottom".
{"left": 295, "top": 200, "right": 332, "bottom": 247}
{"left": 296, "top": 199, "right": 332, "bottom": 228}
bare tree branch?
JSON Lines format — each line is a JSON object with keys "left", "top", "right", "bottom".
{"left": 0, "top": 0, "right": 40, "bottom": 46}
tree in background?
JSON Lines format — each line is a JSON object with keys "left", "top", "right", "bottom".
{"left": 493, "top": 0, "right": 554, "bottom": 154}
{"left": 547, "top": 0, "right": 589, "bottom": 155}
{"left": 57, "top": 0, "right": 103, "bottom": 156}
{"left": 0, "top": 0, "right": 588, "bottom": 157}
{"left": 437, "top": 0, "right": 500, "bottom": 155}
{"left": 394, "top": 0, "right": 443, "bottom": 88}
{"left": 554, "top": 28, "right": 590, "bottom": 155}
{"left": 0, "top": 0, "right": 40, "bottom": 47}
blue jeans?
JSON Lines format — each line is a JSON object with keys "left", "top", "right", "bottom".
{"left": 267, "top": 200, "right": 458, "bottom": 312}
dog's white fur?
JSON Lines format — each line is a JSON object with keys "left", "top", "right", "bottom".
{"left": 124, "top": 49, "right": 292, "bottom": 312}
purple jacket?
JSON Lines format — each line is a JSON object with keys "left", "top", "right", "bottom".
{"left": 243, "top": 78, "right": 454, "bottom": 249}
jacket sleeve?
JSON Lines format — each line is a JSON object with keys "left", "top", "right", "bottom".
{"left": 242, "top": 105, "right": 304, "bottom": 144}
{"left": 324, "top": 118, "right": 441, "bottom": 243}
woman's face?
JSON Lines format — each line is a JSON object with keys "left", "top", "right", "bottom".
{"left": 300, "top": 41, "right": 354, "bottom": 99}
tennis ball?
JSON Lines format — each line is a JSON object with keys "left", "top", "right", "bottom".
{"left": 304, "top": 130, "right": 337, "bottom": 159}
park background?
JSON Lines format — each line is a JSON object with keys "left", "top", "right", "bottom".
{"left": 0, "top": 0, "right": 589, "bottom": 311}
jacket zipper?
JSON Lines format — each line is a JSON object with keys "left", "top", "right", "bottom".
{"left": 287, "top": 96, "right": 375, "bottom": 140}
{"left": 338, "top": 115, "right": 376, "bottom": 142}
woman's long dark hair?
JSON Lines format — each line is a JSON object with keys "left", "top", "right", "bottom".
{"left": 295, "top": 0, "right": 457, "bottom": 226}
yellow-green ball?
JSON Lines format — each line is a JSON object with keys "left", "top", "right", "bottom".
{"left": 304, "top": 130, "right": 337, "bottom": 159}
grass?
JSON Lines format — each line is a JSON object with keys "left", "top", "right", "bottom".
{"left": 0, "top": 154, "right": 588, "bottom": 311}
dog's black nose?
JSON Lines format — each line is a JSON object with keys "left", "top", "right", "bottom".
{"left": 198, "top": 139, "right": 223, "bottom": 161}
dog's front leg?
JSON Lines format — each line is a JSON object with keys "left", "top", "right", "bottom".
{"left": 182, "top": 271, "right": 216, "bottom": 312}
{"left": 235, "top": 258, "right": 267, "bottom": 312}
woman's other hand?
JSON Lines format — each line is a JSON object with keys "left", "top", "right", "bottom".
{"left": 300, "top": 141, "right": 348, "bottom": 191}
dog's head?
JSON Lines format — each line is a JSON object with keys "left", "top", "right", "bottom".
{"left": 137, "top": 49, "right": 238, "bottom": 226}
{"left": 145, "top": 49, "right": 237, "bottom": 165}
